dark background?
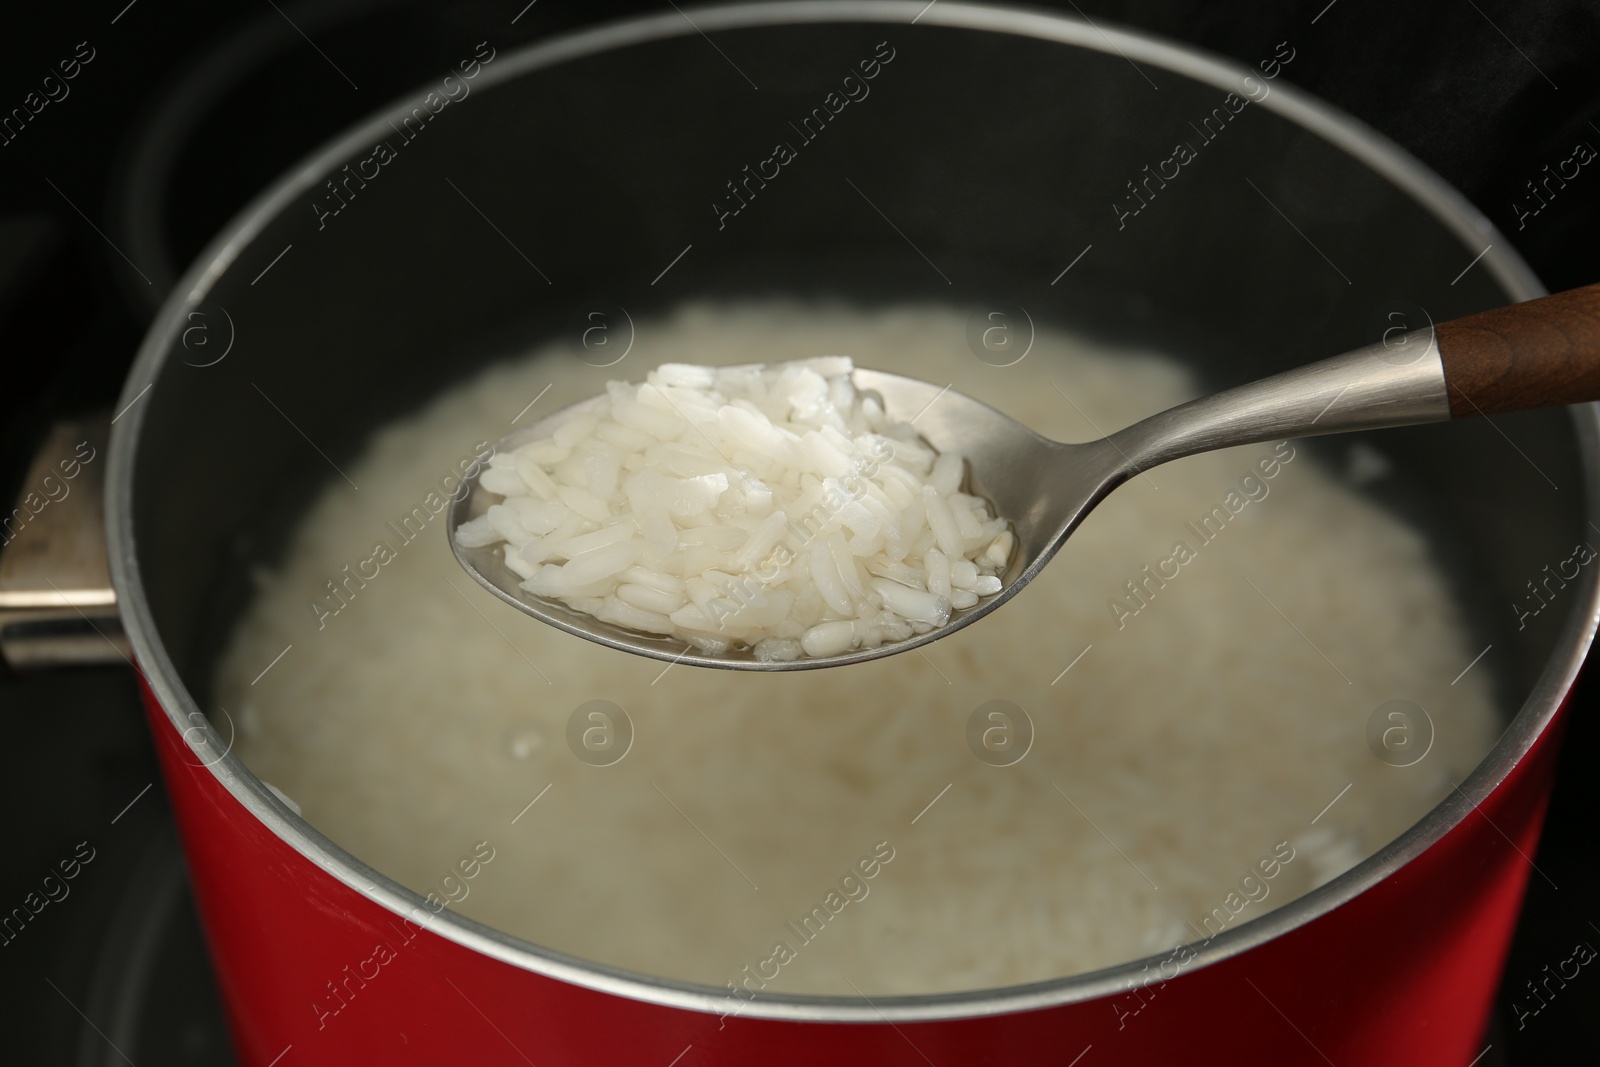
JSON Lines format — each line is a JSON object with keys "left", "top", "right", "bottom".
{"left": 1, "top": 1, "right": 1595, "bottom": 1062}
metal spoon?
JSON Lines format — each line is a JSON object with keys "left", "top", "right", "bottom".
{"left": 450, "top": 285, "right": 1600, "bottom": 671}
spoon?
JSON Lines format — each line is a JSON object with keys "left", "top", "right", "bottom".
{"left": 451, "top": 284, "right": 1600, "bottom": 671}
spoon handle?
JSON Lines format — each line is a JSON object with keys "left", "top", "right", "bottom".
{"left": 1102, "top": 336, "right": 1448, "bottom": 473}
{"left": 1439, "top": 283, "right": 1600, "bottom": 417}
{"left": 1103, "top": 283, "right": 1600, "bottom": 476}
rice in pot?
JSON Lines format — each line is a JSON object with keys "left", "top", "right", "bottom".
{"left": 218, "top": 303, "right": 1498, "bottom": 996}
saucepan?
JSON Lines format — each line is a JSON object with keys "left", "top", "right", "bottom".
{"left": 6, "top": 2, "right": 1592, "bottom": 1064}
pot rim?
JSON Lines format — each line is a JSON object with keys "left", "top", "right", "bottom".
{"left": 105, "top": 0, "right": 1600, "bottom": 1024}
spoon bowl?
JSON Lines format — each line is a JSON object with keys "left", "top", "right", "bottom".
{"left": 448, "top": 371, "right": 1073, "bottom": 670}
{"left": 451, "top": 284, "right": 1600, "bottom": 670}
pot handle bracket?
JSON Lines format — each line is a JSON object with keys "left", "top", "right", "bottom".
{"left": 0, "top": 414, "right": 127, "bottom": 670}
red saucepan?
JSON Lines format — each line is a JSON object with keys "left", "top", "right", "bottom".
{"left": 4, "top": 3, "right": 1593, "bottom": 1064}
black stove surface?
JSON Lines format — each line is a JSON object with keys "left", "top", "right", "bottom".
{"left": 2, "top": 2, "right": 1596, "bottom": 1063}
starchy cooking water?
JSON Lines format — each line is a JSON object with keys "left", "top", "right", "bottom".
{"left": 219, "top": 303, "right": 1499, "bottom": 996}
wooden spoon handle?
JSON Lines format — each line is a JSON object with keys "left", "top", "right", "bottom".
{"left": 1440, "top": 283, "right": 1600, "bottom": 417}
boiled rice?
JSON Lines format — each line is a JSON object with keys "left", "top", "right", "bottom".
{"left": 456, "top": 357, "right": 1011, "bottom": 660}
{"left": 218, "top": 303, "right": 1499, "bottom": 996}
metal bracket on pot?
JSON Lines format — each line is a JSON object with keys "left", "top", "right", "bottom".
{"left": 0, "top": 414, "right": 126, "bottom": 669}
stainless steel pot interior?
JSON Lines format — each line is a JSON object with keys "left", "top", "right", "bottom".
{"left": 105, "top": 0, "right": 1600, "bottom": 1023}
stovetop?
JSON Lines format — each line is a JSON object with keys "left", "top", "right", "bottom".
{"left": 2, "top": 2, "right": 1596, "bottom": 1063}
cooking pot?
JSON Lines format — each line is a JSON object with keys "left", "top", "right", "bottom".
{"left": 28, "top": 2, "right": 1597, "bottom": 1064}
